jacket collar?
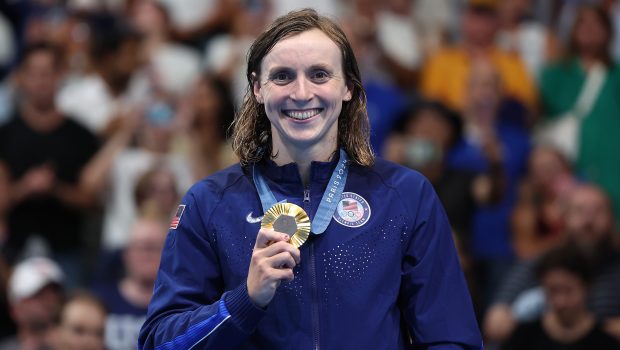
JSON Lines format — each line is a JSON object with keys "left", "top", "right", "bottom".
{"left": 256, "top": 152, "right": 341, "bottom": 184}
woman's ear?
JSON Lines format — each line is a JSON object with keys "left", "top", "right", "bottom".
{"left": 252, "top": 72, "right": 263, "bottom": 104}
{"left": 343, "top": 80, "right": 353, "bottom": 102}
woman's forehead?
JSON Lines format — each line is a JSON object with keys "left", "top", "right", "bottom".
{"left": 260, "top": 29, "right": 343, "bottom": 71}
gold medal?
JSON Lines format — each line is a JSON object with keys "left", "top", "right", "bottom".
{"left": 261, "top": 203, "right": 310, "bottom": 248}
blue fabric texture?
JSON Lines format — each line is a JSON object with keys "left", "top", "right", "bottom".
{"left": 138, "top": 157, "right": 482, "bottom": 349}
{"left": 153, "top": 301, "right": 230, "bottom": 350}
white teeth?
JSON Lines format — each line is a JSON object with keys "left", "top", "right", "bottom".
{"left": 284, "top": 109, "right": 322, "bottom": 120}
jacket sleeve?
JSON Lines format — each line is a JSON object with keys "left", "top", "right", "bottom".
{"left": 138, "top": 185, "right": 265, "bottom": 350}
{"left": 398, "top": 178, "right": 483, "bottom": 350}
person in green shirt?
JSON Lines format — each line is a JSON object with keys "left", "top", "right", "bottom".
{"left": 539, "top": 5, "right": 620, "bottom": 222}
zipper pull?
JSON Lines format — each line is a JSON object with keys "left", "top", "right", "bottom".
{"left": 304, "top": 189, "right": 310, "bottom": 202}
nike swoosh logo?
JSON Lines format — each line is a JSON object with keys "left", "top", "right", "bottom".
{"left": 246, "top": 212, "right": 263, "bottom": 224}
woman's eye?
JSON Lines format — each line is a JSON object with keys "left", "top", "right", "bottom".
{"left": 312, "top": 70, "right": 330, "bottom": 83}
{"left": 271, "top": 72, "right": 291, "bottom": 84}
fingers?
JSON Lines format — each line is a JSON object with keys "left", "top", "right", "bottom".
{"left": 247, "top": 246, "right": 296, "bottom": 307}
{"left": 252, "top": 262, "right": 295, "bottom": 283}
{"left": 268, "top": 251, "right": 297, "bottom": 269}
{"left": 271, "top": 267, "right": 294, "bottom": 283}
{"left": 254, "top": 228, "right": 301, "bottom": 263}
{"left": 256, "top": 240, "right": 300, "bottom": 265}
{"left": 255, "top": 228, "right": 289, "bottom": 249}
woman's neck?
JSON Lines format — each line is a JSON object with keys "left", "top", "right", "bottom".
{"left": 271, "top": 140, "right": 337, "bottom": 186}
{"left": 579, "top": 51, "right": 606, "bottom": 70}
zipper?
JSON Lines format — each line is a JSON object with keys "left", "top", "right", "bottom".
{"left": 310, "top": 243, "right": 320, "bottom": 350}
{"left": 303, "top": 188, "right": 320, "bottom": 350}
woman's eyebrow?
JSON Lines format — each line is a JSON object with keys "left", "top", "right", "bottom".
{"left": 308, "top": 63, "right": 332, "bottom": 70}
{"left": 266, "top": 63, "right": 334, "bottom": 74}
{"left": 266, "top": 66, "right": 294, "bottom": 75}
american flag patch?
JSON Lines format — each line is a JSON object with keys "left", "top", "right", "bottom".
{"left": 170, "top": 204, "right": 186, "bottom": 229}
{"left": 342, "top": 200, "right": 360, "bottom": 216}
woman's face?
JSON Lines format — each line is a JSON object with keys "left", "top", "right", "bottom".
{"left": 405, "top": 109, "right": 453, "bottom": 151}
{"left": 57, "top": 300, "right": 106, "bottom": 350}
{"left": 574, "top": 9, "right": 609, "bottom": 54}
{"left": 529, "top": 147, "right": 568, "bottom": 190}
{"left": 124, "top": 220, "right": 167, "bottom": 283}
{"left": 253, "top": 29, "right": 352, "bottom": 153}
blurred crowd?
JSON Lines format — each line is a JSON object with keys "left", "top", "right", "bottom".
{"left": 0, "top": 0, "right": 619, "bottom": 349}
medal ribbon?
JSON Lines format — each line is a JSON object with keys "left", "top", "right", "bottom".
{"left": 252, "top": 149, "right": 349, "bottom": 234}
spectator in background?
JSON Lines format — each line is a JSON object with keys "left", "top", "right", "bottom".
{"left": 496, "top": 0, "right": 561, "bottom": 77}
{"left": 56, "top": 14, "right": 145, "bottom": 136}
{"left": 420, "top": 0, "right": 537, "bottom": 112}
{"left": 203, "top": 0, "right": 271, "bottom": 107}
{"left": 554, "top": 0, "right": 598, "bottom": 46}
{"left": 0, "top": 257, "right": 65, "bottom": 350}
{"left": 133, "top": 166, "right": 179, "bottom": 222}
{"left": 538, "top": 5, "right": 620, "bottom": 223}
{"left": 384, "top": 100, "right": 493, "bottom": 313}
{"left": 511, "top": 145, "right": 578, "bottom": 260}
{"left": 384, "top": 101, "right": 477, "bottom": 242}
{"left": 340, "top": 2, "right": 409, "bottom": 155}
{"left": 413, "top": 0, "right": 457, "bottom": 54}
{"left": 175, "top": 74, "right": 237, "bottom": 180}
{"left": 484, "top": 184, "right": 620, "bottom": 344}
{"left": 52, "top": 292, "right": 106, "bottom": 350}
{"left": 448, "top": 60, "right": 531, "bottom": 308}
{"left": 374, "top": 0, "right": 424, "bottom": 90}
{"left": 127, "top": 0, "right": 202, "bottom": 98}
{"left": 500, "top": 244, "right": 620, "bottom": 350}
{"left": 79, "top": 96, "right": 192, "bottom": 251}
{"left": 19, "top": 0, "right": 69, "bottom": 49}
{"left": 607, "top": 0, "right": 620, "bottom": 62}
{"left": 93, "top": 217, "right": 167, "bottom": 350}
{"left": 156, "top": 0, "right": 237, "bottom": 48}
{"left": 0, "top": 42, "right": 99, "bottom": 282}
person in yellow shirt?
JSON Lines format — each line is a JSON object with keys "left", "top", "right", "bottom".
{"left": 421, "top": 0, "right": 537, "bottom": 112}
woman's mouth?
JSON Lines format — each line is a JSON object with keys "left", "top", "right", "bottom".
{"left": 283, "top": 108, "right": 323, "bottom": 120}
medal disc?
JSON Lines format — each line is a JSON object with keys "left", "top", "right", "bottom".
{"left": 261, "top": 203, "right": 311, "bottom": 248}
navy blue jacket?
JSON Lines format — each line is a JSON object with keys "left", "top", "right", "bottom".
{"left": 138, "top": 157, "right": 482, "bottom": 349}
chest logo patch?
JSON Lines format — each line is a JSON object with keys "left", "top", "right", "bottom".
{"left": 246, "top": 212, "right": 263, "bottom": 224}
{"left": 333, "top": 192, "right": 371, "bottom": 228}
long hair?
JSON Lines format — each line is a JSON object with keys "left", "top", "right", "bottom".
{"left": 231, "top": 8, "right": 374, "bottom": 167}
{"left": 567, "top": 5, "right": 613, "bottom": 66}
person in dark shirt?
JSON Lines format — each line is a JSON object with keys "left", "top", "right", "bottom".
{"left": 501, "top": 243, "right": 620, "bottom": 350}
{"left": 384, "top": 100, "right": 505, "bottom": 313}
{"left": 485, "top": 184, "right": 620, "bottom": 343}
{"left": 0, "top": 42, "right": 99, "bottom": 282}
{"left": 385, "top": 101, "right": 477, "bottom": 240}
{"left": 93, "top": 217, "right": 167, "bottom": 350}
{"left": 52, "top": 292, "right": 107, "bottom": 350}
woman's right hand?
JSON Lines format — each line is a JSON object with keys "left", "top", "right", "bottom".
{"left": 247, "top": 229, "right": 300, "bottom": 308}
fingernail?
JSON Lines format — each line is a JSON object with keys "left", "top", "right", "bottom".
{"left": 283, "top": 234, "right": 289, "bottom": 240}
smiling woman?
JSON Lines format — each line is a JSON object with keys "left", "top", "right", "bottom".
{"left": 139, "top": 8, "right": 482, "bottom": 350}
{"left": 231, "top": 9, "right": 373, "bottom": 171}
{"left": 251, "top": 29, "right": 352, "bottom": 178}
